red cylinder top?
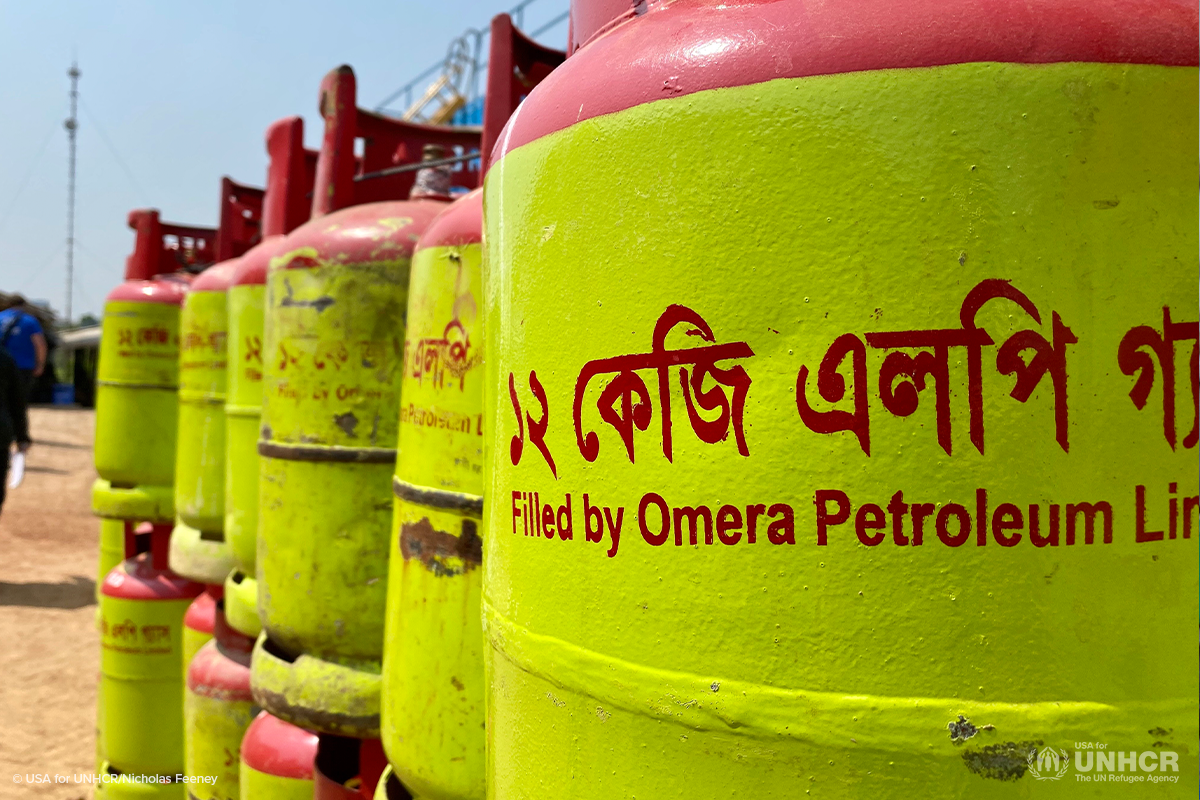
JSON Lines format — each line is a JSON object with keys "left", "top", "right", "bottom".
{"left": 101, "top": 551, "right": 205, "bottom": 601}
{"left": 414, "top": 189, "right": 482, "bottom": 252}
{"left": 186, "top": 637, "right": 253, "bottom": 700}
{"left": 183, "top": 586, "right": 221, "bottom": 633}
{"left": 190, "top": 259, "right": 241, "bottom": 292}
{"left": 271, "top": 199, "right": 448, "bottom": 271}
{"left": 496, "top": 0, "right": 1198, "bottom": 164}
{"left": 241, "top": 711, "right": 319, "bottom": 780}
{"left": 231, "top": 234, "right": 289, "bottom": 287}
{"left": 105, "top": 277, "right": 189, "bottom": 307}
{"left": 157, "top": 272, "right": 196, "bottom": 286}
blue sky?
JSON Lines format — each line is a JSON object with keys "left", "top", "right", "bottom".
{"left": 0, "top": 0, "right": 567, "bottom": 321}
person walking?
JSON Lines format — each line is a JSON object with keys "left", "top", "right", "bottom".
{"left": 0, "top": 295, "right": 48, "bottom": 403}
{"left": 0, "top": 346, "right": 31, "bottom": 516}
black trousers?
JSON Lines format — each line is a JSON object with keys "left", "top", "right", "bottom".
{"left": 0, "top": 440, "right": 10, "bottom": 514}
{"left": 16, "top": 369, "right": 33, "bottom": 404}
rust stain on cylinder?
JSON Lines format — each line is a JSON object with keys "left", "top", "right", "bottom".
{"left": 400, "top": 517, "right": 482, "bottom": 576}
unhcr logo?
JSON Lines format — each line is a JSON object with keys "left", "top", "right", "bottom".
{"left": 951, "top": 718, "right": 1183, "bottom": 785}
{"left": 1028, "top": 747, "right": 1069, "bottom": 781}
{"left": 1073, "top": 742, "right": 1182, "bottom": 784}
{"left": 1027, "top": 741, "right": 1184, "bottom": 784}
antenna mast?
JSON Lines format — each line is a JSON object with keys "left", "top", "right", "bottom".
{"left": 64, "top": 61, "right": 80, "bottom": 324}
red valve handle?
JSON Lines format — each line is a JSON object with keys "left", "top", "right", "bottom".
{"left": 262, "top": 116, "right": 319, "bottom": 238}
{"left": 311, "top": 65, "right": 482, "bottom": 217}
{"left": 124, "top": 209, "right": 217, "bottom": 281}
{"left": 215, "top": 177, "right": 265, "bottom": 262}
{"left": 122, "top": 519, "right": 171, "bottom": 568}
{"left": 482, "top": 13, "right": 566, "bottom": 176}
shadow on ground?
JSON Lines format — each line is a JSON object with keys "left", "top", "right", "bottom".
{"left": 33, "top": 438, "right": 91, "bottom": 450}
{"left": 0, "top": 575, "right": 96, "bottom": 609}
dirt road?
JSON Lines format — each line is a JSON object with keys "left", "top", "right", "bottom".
{"left": 0, "top": 408, "right": 100, "bottom": 800}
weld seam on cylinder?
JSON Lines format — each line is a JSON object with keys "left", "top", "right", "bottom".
{"left": 482, "top": 602, "right": 1197, "bottom": 748}
{"left": 96, "top": 380, "right": 179, "bottom": 390}
{"left": 257, "top": 440, "right": 397, "bottom": 463}
{"left": 392, "top": 476, "right": 484, "bottom": 515}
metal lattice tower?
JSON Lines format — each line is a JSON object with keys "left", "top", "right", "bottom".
{"left": 64, "top": 61, "right": 80, "bottom": 324}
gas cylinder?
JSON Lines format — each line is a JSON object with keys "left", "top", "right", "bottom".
{"left": 224, "top": 248, "right": 268, "bottom": 637}
{"left": 94, "top": 215, "right": 204, "bottom": 784}
{"left": 184, "top": 605, "right": 256, "bottom": 800}
{"left": 95, "top": 521, "right": 153, "bottom": 784}
{"left": 171, "top": 178, "right": 264, "bottom": 587}
{"left": 381, "top": 188, "right": 486, "bottom": 800}
{"left": 239, "top": 712, "right": 318, "bottom": 800}
{"left": 93, "top": 210, "right": 213, "bottom": 516}
{"left": 100, "top": 523, "right": 203, "bottom": 779}
{"left": 96, "top": 208, "right": 203, "bottom": 788}
{"left": 170, "top": 259, "right": 239, "bottom": 587}
{"left": 379, "top": 22, "right": 562, "bottom": 799}
{"left": 251, "top": 64, "right": 479, "bottom": 738}
{"left": 482, "top": 1, "right": 1199, "bottom": 797}
{"left": 224, "top": 117, "right": 318, "bottom": 640}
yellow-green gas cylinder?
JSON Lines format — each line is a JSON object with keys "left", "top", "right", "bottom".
{"left": 252, "top": 195, "right": 448, "bottom": 735}
{"left": 93, "top": 209, "right": 213, "bottom": 520}
{"left": 184, "top": 608, "right": 256, "bottom": 800}
{"left": 381, "top": 190, "right": 485, "bottom": 800}
{"left": 95, "top": 518, "right": 134, "bottom": 784}
{"left": 171, "top": 262, "right": 238, "bottom": 587}
{"left": 94, "top": 210, "right": 211, "bottom": 797}
{"left": 92, "top": 274, "right": 187, "bottom": 515}
{"left": 482, "top": 1, "right": 1199, "bottom": 797}
{"left": 100, "top": 524, "right": 203, "bottom": 780}
{"left": 223, "top": 243, "right": 272, "bottom": 640}
{"left": 250, "top": 64, "right": 473, "bottom": 738}
{"left": 96, "top": 521, "right": 157, "bottom": 787}
{"left": 239, "top": 711, "right": 318, "bottom": 800}
{"left": 379, "top": 18, "right": 563, "bottom": 794}
{"left": 224, "top": 117, "right": 318, "bottom": 640}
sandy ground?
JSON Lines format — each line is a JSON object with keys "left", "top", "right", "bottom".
{"left": 0, "top": 407, "right": 99, "bottom": 800}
